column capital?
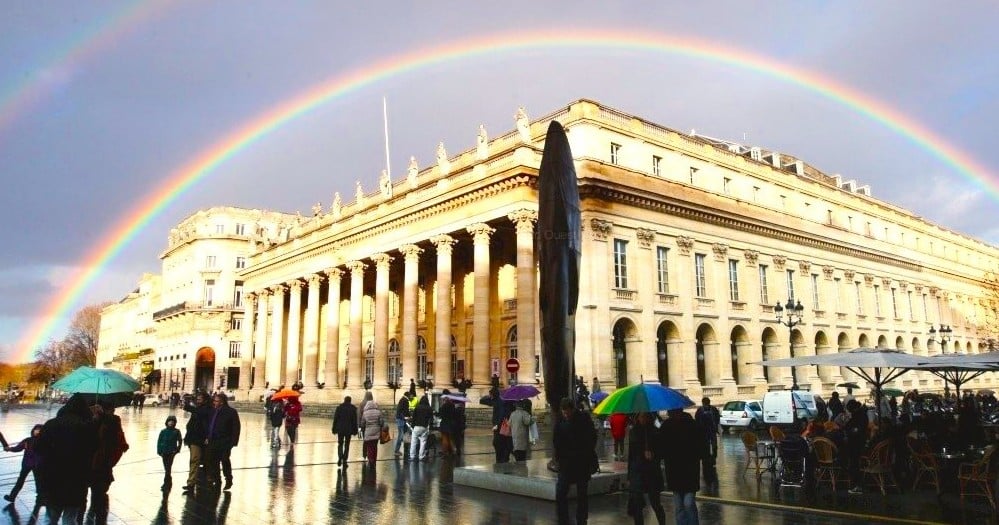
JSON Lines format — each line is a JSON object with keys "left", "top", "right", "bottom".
{"left": 257, "top": 288, "right": 271, "bottom": 298}
{"left": 286, "top": 279, "right": 304, "bottom": 291}
{"left": 400, "top": 244, "right": 424, "bottom": 261}
{"left": 307, "top": 273, "right": 324, "bottom": 287}
{"left": 636, "top": 228, "right": 655, "bottom": 249}
{"left": 711, "top": 243, "right": 728, "bottom": 262}
{"left": 326, "top": 267, "right": 344, "bottom": 280}
{"left": 430, "top": 234, "right": 457, "bottom": 255}
{"left": 822, "top": 265, "right": 835, "bottom": 280}
{"left": 347, "top": 260, "right": 367, "bottom": 275}
{"left": 772, "top": 254, "right": 787, "bottom": 270}
{"left": 270, "top": 284, "right": 286, "bottom": 296}
{"left": 467, "top": 223, "right": 496, "bottom": 244}
{"left": 676, "top": 235, "right": 694, "bottom": 256}
{"left": 372, "top": 253, "right": 394, "bottom": 270}
{"left": 244, "top": 292, "right": 257, "bottom": 303}
{"left": 744, "top": 250, "right": 760, "bottom": 266}
{"left": 507, "top": 209, "right": 537, "bottom": 233}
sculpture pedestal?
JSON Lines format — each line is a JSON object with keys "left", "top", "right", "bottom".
{"left": 453, "top": 458, "right": 627, "bottom": 500}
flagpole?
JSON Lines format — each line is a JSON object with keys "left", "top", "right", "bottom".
{"left": 383, "top": 96, "right": 391, "bottom": 177}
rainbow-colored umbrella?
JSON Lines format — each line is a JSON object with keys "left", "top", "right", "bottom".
{"left": 592, "top": 383, "right": 694, "bottom": 415}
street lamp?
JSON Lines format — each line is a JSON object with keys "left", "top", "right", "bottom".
{"left": 928, "top": 324, "right": 953, "bottom": 354}
{"left": 775, "top": 299, "right": 805, "bottom": 390}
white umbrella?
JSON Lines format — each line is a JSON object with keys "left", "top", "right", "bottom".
{"left": 911, "top": 352, "right": 999, "bottom": 398}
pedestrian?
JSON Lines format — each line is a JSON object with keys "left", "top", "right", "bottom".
{"left": 609, "top": 412, "right": 629, "bottom": 461}
{"left": 508, "top": 400, "right": 534, "bottom": 461}
{"left": 488, "top": 386, "right": 514, "bottom": 463}
{"left": 267, "top": 397, "right": 285, "bottom": 447}
{"left": 284, "top": 396, "right": 302, "bottom": 447}
{"left": 360, "top": 399, "right": 386, "bottom": 467}
{"left": 627, "top": 412, "right": 666, "bottom": 525}
{"left": 438, "top": 392, "right": 459, "bottom": 456}
{"left": 844, "top": 399, "right": 869, "bottom": 494}
{"left": 553, "top": 397, "right": 598, "bottom": 525}
{"left": 659, "top": 408, "right": 707, "bottom": 525}
{"left": 828, "top": 391, "right": 844, "bottom": 420}
{"left": 357, "top": 391, "right": 374, "bottom": 459}
{"left": 4, "top": 424, "right": 42, "bottom": 504}
{"left": 205, "top": 392, "right": 241, "bottom": 491}
{"left": 35, "top": 395, "right": 98, "bottom": 525}
{"left": 331, "top": 395, "right": 358, "bottom": 468}
{"left": 407, "top": 378, "right": 417, "bottom": 397}
{"left": 694, "top": 396, "right": 720, "bottom": 484}
{"left": 157, "top": 416, "right": 182, "bottom": 490}
{"left": 181, "top": 392, "right": 211, "bottom": 492}
{"left": 410, "top": 393, "right": 433, "bottom": 462}
{"left": 394, "top": 391, "right": 412, "bottom": 457}
{"left": 89, "top": 401, "right": 129, "bottom": 525}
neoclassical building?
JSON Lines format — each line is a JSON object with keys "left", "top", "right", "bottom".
{"left": 102, "top": 99, "right": 999, "bottom": 404}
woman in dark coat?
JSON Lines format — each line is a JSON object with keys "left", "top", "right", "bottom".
{"left": 659, "top": 408, "right": 706, "bottom": 525}
{"left": 553, "top": 397, "right": 598, "bottom": 525}
{"left": 627, "top": 412, "right": 665, "bottom": 525}
{"left": 35, "top": 395, "right": 98, "bottom": 524}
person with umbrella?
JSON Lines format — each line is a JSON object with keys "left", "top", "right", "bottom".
{"left": 283, "top": 394, "right": 303, "bottom": 447}
{"left": 35, "top": 394, "right": 98, "bottom": 524}
{"left": 553, "top": 397, "right": 598, "bottom": 525}
{"left": 659, "top": 407, "right": 707, "bottom": 525}
{"left": 438, "top": 391, "right": 459, "bottom": 457}
{"left": 205, "top": 392, "right": 241, "bottom": 491}
{"left": 627, "top": 412, "right": 666, "bottom": 525}
{"left": 508, "top": 400, "right": 535, "bottom": 461}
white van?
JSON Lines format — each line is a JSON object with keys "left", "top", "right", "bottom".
{"left": 762, "top": 391, "right": 819, "bottom": 428}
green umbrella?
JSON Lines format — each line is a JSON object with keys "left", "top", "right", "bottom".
{"left": 881, "top": 388, "right": 905, "bottom": 398}
{"left": 52, "top": 366, "right": 140, "bottom": 395}
{"left": 592, "top": 382, "right": 694, "bottom": 415}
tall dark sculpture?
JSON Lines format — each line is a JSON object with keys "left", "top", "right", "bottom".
{"left": 536, "top": 120, "right": 582, "bottom": 424}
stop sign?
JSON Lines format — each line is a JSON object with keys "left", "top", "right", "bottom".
{"left": 505, "top": 358, "right": 520, "bottom": 373}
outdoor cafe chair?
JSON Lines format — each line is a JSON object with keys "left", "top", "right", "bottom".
{"left": 958, "top": 445, "right": 997, "bottom": 510}
{"left": 769, "top": 426, "right": 786, "bottom": 442}
{"left": 741, "top": 431, "right": 771, "bottom": 478}
{"left": 860, "top": 439, "right": 899, "bottom": 495}
{"left": 906, "top": 436, "right": 940, "bottom": 494}
{"left": 812, "top": 437, "right": 848, "bottom": 490}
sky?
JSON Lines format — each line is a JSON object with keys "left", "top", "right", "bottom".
{"left": 1, "top": 1, "right": 998, "bottom": 364}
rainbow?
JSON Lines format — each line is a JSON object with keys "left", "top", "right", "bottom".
{"left": 16, "top": 29, "right": 997, "bottom": 361}
{"left": 0, "top": 1, "right": 166, "bottom": 139}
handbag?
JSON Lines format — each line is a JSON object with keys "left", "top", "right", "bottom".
{"left": 499, "top": 418, "right": 512, "bottom": 437}
{"left": 379, "top": 426, "right": 391, "bottom": 444}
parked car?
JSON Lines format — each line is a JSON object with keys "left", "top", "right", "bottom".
{"left": 720, "top": 400, "right": 764, "bottom": 432}
{"left": 762, "top": 390, "right": 820, "bottom": 429}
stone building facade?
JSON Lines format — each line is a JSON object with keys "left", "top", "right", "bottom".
{"left": 101, "top": 99, "right": 999, "bottom": 404}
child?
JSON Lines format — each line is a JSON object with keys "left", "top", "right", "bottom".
{"left": 4, "top": 424, "right": 42, "bottom": 503}
{"left": 157, "top": 416, "right": 182, "bottom": 489}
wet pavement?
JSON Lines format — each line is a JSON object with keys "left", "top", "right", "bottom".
{"left": 0, "top": 404, "right": 995, "bottom": 524}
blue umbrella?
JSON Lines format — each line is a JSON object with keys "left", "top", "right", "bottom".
{"left": 500, "top": 384, "right": 542, "bottom": 401}
{"left": 589, "top": 391, "right": 609, "bottom": 404}
{"left": 592, "top": 383, "right": 695, "bottom": 415}
{"left": 52, "top": 366, "right": 140, "bottom": 395}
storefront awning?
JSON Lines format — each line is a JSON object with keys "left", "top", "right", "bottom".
{"left": 144, "top": 370, "right": 162, "bottom": 384}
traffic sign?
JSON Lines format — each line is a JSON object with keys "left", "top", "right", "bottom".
{"left": 505, "top": 358, "right": 520, "bottom": 373}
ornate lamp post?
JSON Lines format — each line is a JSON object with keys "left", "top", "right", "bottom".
{"left": 928, "top": 324, "right": 953, "bottom": 354}
{"left": 774, "top": 299, "right": 805, "bottom": 390}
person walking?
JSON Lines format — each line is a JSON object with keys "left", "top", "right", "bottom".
{"left": 157, "top": 416, "right": 182, "bottom": 490}
{"left": 694, "top": 396, "right": 721, "bottom": 484}
{"left": 553, "top": 397, "right": 598, "bottom": 525}
{"left": 357, "top": 391, "right": 374, "bottom": 460}
{"left": 181, "top": 392, "right": 211, "bottom": 492}
{"left": 508, "top": 400, "right": 534, "bottom": 461}
{"left": 394, "top": 391, "right": 412, "bottom": 457}
{"left": 844, "top": 399, "right": 869, "bottom": 495}
{"left": 4, "top": 424, "right": 42, "bottom": 503}
{"left": 89, "top": 401, "right": 129, "bottom": 525}
{"left": 609, "top": 413, "right": 629, "bottom": 461}
{"left": 627, "top": 412, "right": 666, "bottom": 525}
{"left": 660, "top": 407, "right": 707, "bottom": 525}
{"left": 35, "top": 395, "right": 98, "bottom": 525}
{"left": 267, "top": 397, "right": 285, "bottom": 448}
{"left": 360, "top": 399, "right": 386, "bottom": 467}
{"left": 283, "top": 396, "right": 302, "bottom": 447}
{"left": 205, "top": 393, "right": 241, "bottom": 491}
{"left": 438, "top": 393, "right": 459, "bottom": 457}
{"left": 410, "top": 394, "right": 433, "bottom": 462}
{"left": 331, "top": 395, "right": 358, "bottom": 468}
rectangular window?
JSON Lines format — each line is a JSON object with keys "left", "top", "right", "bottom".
{"left": 694, "top": 253, "right": 707, "bottom": 297}
{"left": 856, "top": 282, "right": 864, "bottom": 315}
{"left": 908, "top": 291, "right": 915, "bottom": 320}
{"left": 233, "top": 280, "right": 244, "bottom": 307}
{"left": 874, "top": 284, "right": 882, "bottom": 316}
{"left": 753, "top": 186, "right": 760, "bottom": 203}
{"left": 656, "top": 246, "right": 670, "bottom": 294}
{"left": 786, "top": 269, "right": 795, "bottom": 303}
{"left": 417, "top": 354, "right": 428, "bottom": 381}
{"left": 231, "top": 318, "right": 242, "bottom": 331}
{"left": 228, "top": 341, "right": 241, "bottom": 359}
{"left": 652, "top": 155, "right": 662, "bottom": 177}
{"left": 723, "top": 177, "right": 731, "bottom": 195}
{"left": 206, "top": 255, "right": 217, "bottom": 268}
{"left": 728, "top": 259, "right": 740, "bottom": 301}
{"left": 610, "top": 143, "right": 621, "bottom": 165}
{"left": 235, "top": 256, "right": 246, "bottom": 269}
{"left": 613, "top": 239, "right": 629, "bottom": 288}
{"left": 891, "top": 288, "right": 899, "bottom": 318}
{"left": 811, "top": 274, "right": 820, "bottom": 310}
{"left": 204, "top": 279, "right": 215, "bottom": 306}
{"left": 235, "top": 223, "right": 246, "bottom": 235}
{"left": 689, "top": 167, "right": 698, "bottom": 185}
{"left": 759, "top": 264, "right": 770, "bottom": 305}
{"left": 215, "top": 224, "right": 224, "bottom": 234}
{"left": 922, "top": 293, "right": 929, "bottom": 320}
{"left": 834, "top": 277, "right": 842, "bottom": 312}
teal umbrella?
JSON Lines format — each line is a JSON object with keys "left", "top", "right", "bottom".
{"left": 52, "top": 366, "right": 140, "bottom": 395}
{"left": 592, "top": 383, "right": 694, "bottom": 415}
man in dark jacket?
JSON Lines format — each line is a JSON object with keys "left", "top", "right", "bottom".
{"left": 35, "top": 394, "right": 98, "bottom": 524}
{"left": 182, "top": 392, "right": 211, "bottom": 491}
{"left": 844, "top": 399, "right": 869, "bottom": 494}
{"left": 331, "top": 395, "right": 359, "bottom": 467}
{"left": 694, "top": 397, "right": 720, "bottom": 484}
{"left": 394, "top": 391, "right": 412, "bottom": 457}
{"left": 410, "top": 394, "right": 434, "bottom": 461}
{"left": 205, "top": 393, "right": 241, "bottom": 491}
{"left": 89, "top": 402, "right": 129, "bottom": 525}
{"left": 553, "top": 397, "right": 598, "bottom": 525}
{"left": 660, "top": 408, "right": 707, "bottom": 525}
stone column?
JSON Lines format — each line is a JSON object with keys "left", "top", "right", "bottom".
{"left": 323, "top": 268, "right": 343, "bottom": 387}
{"left": 253, "top": 290, "right": 269, "bottom": 388}
{"left": 285, "top": 280, "right": 303, "bottom": 385}
{"left": 302, "top": 274, "right": 323, "bottom": 386}
{"left": 467, "top": 223, "right": 494, "bottom": 387}
{"left": 347, "top": 261, "right": 367, "bottom": 388}
{"left": 431, "top": 235, "right": 456, "bottom": 386}
{"left": 373, "top": 253, "right": 393, "bottom": 387}
{"left": 400, "top": 245, "right": 423, "bottom": 387}
{"left": 509, "top": 210, "right": 537, "bottom": 385}
{"left": 266, "top": 284, "right": 286, "bottom": 387}
{"left": 239, "top": 293, "right": 256, "bottom": 390}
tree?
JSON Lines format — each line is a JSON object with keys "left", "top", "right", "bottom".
{"left": 61, "top": 302, "right": 112, "bottom": 367}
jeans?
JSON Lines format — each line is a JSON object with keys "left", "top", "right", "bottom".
{"left": 630, "top": 489, "right": 666, "bottom": 525}
{"left": 8, "top": 465, "right": 31, "bottom": 497}
{"left": 672, "top": 492, "right": 699, "bottom": 525}
{"left": 395, "top": 418, "right": 407, "bottom": 453}
{"left": 161, "top": 453, "right": 175, "bottom": 484}
{"left": 286, "top": 425, "right": 298, "bottom": 444}
{"left": 410, "top": 426, "right": 429, "bottom": 460}
{"left": 270, "top": 425, "right": 282, "bottom": 446}
{"left": 46, "top": 506, "right": 81, "bottom": 525}
{"left": 206, "top": 446, "right": 233, "bottom": 483}
{"left": 555, "top": 475, "right": 589, "bottom": 525}
{"left": 337, "top": 434, "right": 352, "bottom": 465}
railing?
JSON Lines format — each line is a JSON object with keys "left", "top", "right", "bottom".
{"left": 837, "top": 312, "right": 849, "bottom": 320}
{"left": 503, "top": 299, "right": 517, "bottom": 313}
{"left": 737, "top": 385, "right": 758, "bottom": 395}
{"left": 730, "top": 301, "right": 746, "bottom": 311}
{"left": 702, "top": 386, "right": 723, "bottom": 397}
{"left": 152, "top": 301, "right": 239, "bottom": 321}
{"left": 813, "top": 309, "right": 826, "bottom": 319}
{"left": 696, "top": 297, "right": 715, "bottom": 309}
{"left": 614, "top": 289, "right": 636, "bottom": 301}
{"left": 657, "top": 294, "right": 678, "bottom": 307}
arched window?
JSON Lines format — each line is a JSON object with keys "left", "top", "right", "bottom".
{"left": 450, "top": 335, "right": 459, "bottom": 383}
{"left": 417, "top": 336, "right": 428, "bottom": 381}
{"left": 507, "top": 326, "right": 518, "bottom": 383}
{"left": 388, "top": 339, "right": 401, "bottom": 384}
